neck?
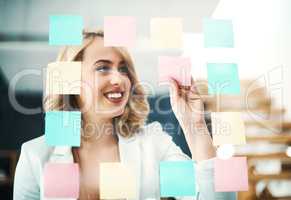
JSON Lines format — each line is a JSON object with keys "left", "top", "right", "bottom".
{"left": 80, "top": 113, "right": 117, "bottom": 150}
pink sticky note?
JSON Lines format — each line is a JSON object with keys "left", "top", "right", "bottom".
{"left": 158, "top": 56, "right": 192, "bottom": 86}
{"left": 43, "top": 163, "right": 79, "bottom": 198}
{"left": 214, "top": 157, "right": 249, "bottom": 192}
{"left": 104, "top": 16, "right": 136, "bottom": 47}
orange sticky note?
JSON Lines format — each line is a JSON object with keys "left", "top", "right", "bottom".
{"left": 211, "top": 112, "right": 246, "bottom": 146}
{"left": 43, "top": 163, "right": 79, "bottom": 198}
{"left": 104, "top": 16, "right": 136, "bottom": 47}
{"left": 214, "top": 157, "right": 249, "bottom": 192}
{"left": 45, "top": 62, "right": 81, "bottom": 95}
{"left": 151, "top": 18, "right": 183, "bottom": 49}
{"left": 100, "top": 162, "right": 137, "bottom": 199}
{"left": 158, "top": 56, "right": 192, "bottom": 86}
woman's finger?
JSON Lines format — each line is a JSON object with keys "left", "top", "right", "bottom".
{"left": 179, "top": 85, "right": 191, "bottom": 90}
{"left": 180, "top": 88, "right": 201, "bottom": 101}
{"left": 178, "top": 77, "right": 198, "bottom": 92}
{"left": 187, "top": 90, "right": 201, "bottom": 101}
{"left": 169, "top": 78, "right": 179, "bottom": 100}
{"left": 190, "top": 77, "right": 199, "bottom": 93}
{"left": 179, "top": 88, "right": 188, "bottom": 98}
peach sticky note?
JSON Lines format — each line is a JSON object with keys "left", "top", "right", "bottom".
{"left": 211, "top": 112, "right": 246, "bottom": 146}
{"left": 43, "top": 163, "right": 79, "bottom": 198}
{"left": 158, "top": 56, "right": 192, "bottom": 86}
{"left": 151, "top": 17, "right": 183, "bottom": 49}
{"left": 104, "top": 16, "right": 136, "bottom": 47}
{"left": 45, "top": 62, "right": 81, "bottom": 95}
{"left": 214, "top": 157, "right": 249, "bottom": 192}
{"left": 100, "top": 162, "right": 137, "bottom": 199}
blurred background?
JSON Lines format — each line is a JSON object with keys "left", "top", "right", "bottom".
{"left": 1, "top": 0, "right": 291, "bottom": 199}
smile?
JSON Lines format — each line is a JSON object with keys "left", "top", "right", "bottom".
{"left": 104, "top": 92, "right": 124, "bottom": 103}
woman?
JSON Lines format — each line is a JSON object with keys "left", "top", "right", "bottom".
{"left": 13, "top": 30, "right": 236, "bottom": 200}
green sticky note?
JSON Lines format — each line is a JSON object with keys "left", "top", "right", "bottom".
{"left": 207, "top": 63, "right": 240, "bottom": 95}
{"left": 203, "top": 18, "right": 234, "bottom": 48}
{"left": 49, "top": 15, "right": 83, "bottom": 45}
{"left": 45, "top": 111, "right": 81, "bottom": 146}
{"left": 160, "top": 161, "right": 196, "bottom": 197}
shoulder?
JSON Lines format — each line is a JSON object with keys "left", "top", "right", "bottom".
{"left": 21, "top": 135, "right": 53, "bottom": 163}
{"left": 14, "top": 136, "right": 52, "bottom": 198}
{"left": 22, "top": 135, "right": 46, "bottom": 151}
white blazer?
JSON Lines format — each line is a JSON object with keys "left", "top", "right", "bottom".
{"left": 13, "top": 122, "right": 236, "bottom": 200}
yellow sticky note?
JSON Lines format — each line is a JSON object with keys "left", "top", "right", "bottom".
{"left": 150, "top": 18, "right": 183, "bottom": 49}
{"left": 211, "top": 112, "right": 246, "bottom": 146}
{"left": 100, "top": 162, "right": 137, "bottom": 199}
{"left": 46, "top": 62, "right": 81, "bottom": 95}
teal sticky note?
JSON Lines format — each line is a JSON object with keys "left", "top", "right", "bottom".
{"left": 203, "top": 18, "right": 234, "bottom": 48}
{"left": 49, "top": 15, "right": 83, "bottom": 45}
{"left": 207, "top": 63, "right": 241, "bottom": 95}
{"left": 45, "top": 111, "right": 81, "bottom": 146}
{"left": 160, "top": 161, "right": 196, "bottom": 197}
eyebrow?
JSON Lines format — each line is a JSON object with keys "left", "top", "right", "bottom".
{"left": 94, "top": 59, "right": 126, "bottom": 66}
{"left": 94, "top": 59, "right": 112, "bottom": 65}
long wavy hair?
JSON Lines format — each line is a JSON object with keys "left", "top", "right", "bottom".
{"left": 43, "top": 29, "right": 150, "bottom": 137}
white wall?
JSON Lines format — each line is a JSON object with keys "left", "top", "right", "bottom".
{"left": 183, "top": 0, "right": 291, "bottom": 120}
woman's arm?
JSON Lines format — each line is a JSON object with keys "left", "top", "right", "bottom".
{"left": 196, "top": 159, "right": 237, "bottom": 200}
{"left": 167, "top": 78, "right": 236, "bottom": 199}
{"left": 158, "top": 128, "right": 236, "bottom": 200}
{"left": 168, "top": 78, "right": 215, "bottom": 161}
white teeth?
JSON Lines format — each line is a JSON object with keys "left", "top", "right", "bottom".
{"left": 106, "top": 92, "right": 122, "bottom": 99}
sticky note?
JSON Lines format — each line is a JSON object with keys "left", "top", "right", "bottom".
{"left": 214, "top": 157, "right": 249, "bottom": 192}
{"left": 100, "top": 162, "right": 137, "bottom": 199}
{"left": 104, "top": 16, "right": 136, "bottom": 47}
{"left": 158, "top": 56, "right": 192, "bottom": 86}
{"left": 46, "top": 62, "right": 81, "bottom": 95}
{"left": 151, "top": 18, "right": 183, "bottom": 49}
{"left": 160, "top": 161, "right": 196, "bottom": 197}
{"left": 45, "top": 111, "right": 81, "bottom": 146}
{"left": 207, "top": 63, "right": 240, "bottom": 94}
{"left": 203, "top": 18, "right": 234, "bottom": 48}
{"left": 49, "top": 15, "right": 83, "bottom": 45}
{"left": 211, "top": 112, "right": 246, "bottom": 146}
{"left": 43, "top": 163, "right": 79, "bottom": 198}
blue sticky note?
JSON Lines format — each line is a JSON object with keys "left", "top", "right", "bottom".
{"left": 49, "top": 15, "right": 83, "bottom": 45}
{"left": 160, "top": 161, "right": 196, "bottom": 197}
{"left": 45, "top": 111, "right": 81, "bottom": 146}
{"left": 207, "top": 63, "right": 241, "bottom": 95}
{"left": 203, "top": 18, "right": 234, "bottom": 48}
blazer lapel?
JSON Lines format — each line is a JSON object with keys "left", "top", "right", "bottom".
{"left": 49, "top": 146, "right": 74, "bottom": 163}
{"left": 41, "top": 147, "right": 75, "bottom": 200}
{"left": 43, "top": 136, "right": 141, "bottom": 200}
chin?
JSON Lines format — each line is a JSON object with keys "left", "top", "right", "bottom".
{"left": 95, "top": 99, "right": 128, "bottom": 118}
{"left": 98, "top": 106, "right": 125, "bottom": 119}
{"left": 111, "top": 107, "right": 125, "bottom": 118}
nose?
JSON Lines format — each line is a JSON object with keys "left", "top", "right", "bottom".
{"left": 109, "top": 70, "right": 122, "bottom": 86}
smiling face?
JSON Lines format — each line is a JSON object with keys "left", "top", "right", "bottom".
{"left": 79, "top": 37, "right": 132, "bottom": 120}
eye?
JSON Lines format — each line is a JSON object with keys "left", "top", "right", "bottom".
{"left": 95, "top": 65, "right": 110, "bottom": 73}
{"left": 118, "top": 66, "right": 129, "bottom": 75}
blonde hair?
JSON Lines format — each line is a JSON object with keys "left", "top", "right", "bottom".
{"left": 43, "top": 29, "right": 150, "bottom": 137}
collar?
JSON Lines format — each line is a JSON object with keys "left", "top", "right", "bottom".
{"left": 49, "top": 132, "right": 139, "bottom": 162}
